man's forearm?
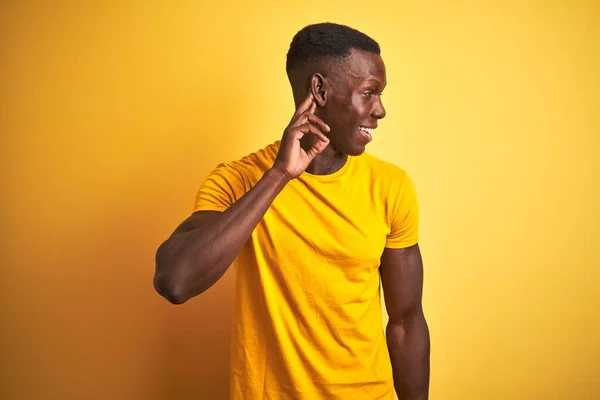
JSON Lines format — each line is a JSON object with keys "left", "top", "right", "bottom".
{"left": 387, "top": 312, "right": 430, "bottom": 400}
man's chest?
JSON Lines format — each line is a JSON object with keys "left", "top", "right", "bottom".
{"left": 255, "top": 182, "right": 390, "bottom": 271}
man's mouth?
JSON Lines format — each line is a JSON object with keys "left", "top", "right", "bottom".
{"left": 359, "top": 126, "right": 375, "bottom": 142}
{"left": 359, "top": 126, "right": 375, "bottom": 135}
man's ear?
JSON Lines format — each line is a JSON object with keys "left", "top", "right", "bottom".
{"left": 310, "top": 73, "right": 328, "bottom": 107}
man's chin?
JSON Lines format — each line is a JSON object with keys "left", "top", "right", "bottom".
{"left": 347, "top": 143, "right": 367, "bottom": 156}
{"left": 331, "top": 141, "right": 367, "bottom": 157}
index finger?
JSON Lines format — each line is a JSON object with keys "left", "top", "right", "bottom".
{"left": 292, "top": 90, "right": 314, "bottom": 121}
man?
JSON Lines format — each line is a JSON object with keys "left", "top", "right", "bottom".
{"left": 154, "top": 22, "right": 430, "bottom": 400}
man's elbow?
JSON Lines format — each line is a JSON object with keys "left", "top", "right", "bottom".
{"left": 386, "top": 309, "right": 429, "bottom": 347}
{"left": 153, "top": 271, "right": 188, "bottom": 305}
{"left": 387, "top": 308, "right": 427, "bottom": 328}
{"left": 153, "top": 241, "right": 191, "bottom": 304}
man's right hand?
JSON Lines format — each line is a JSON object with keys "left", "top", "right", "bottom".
{"left": 273, "top": 91, "right": 331, "bottom": 179}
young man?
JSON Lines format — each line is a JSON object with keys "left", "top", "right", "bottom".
{"left": 154, "top": 23, "right": 430, "bottom": 400}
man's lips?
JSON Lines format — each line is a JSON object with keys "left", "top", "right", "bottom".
{"left": 358, "top": 126, "right": 375, "bottom": 142}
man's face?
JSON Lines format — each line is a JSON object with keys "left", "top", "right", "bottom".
{"left": 319, "top": 49, "right": 387, "bottom": 156}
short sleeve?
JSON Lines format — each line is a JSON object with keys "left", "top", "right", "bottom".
{"left": 193, "top": 162, "right": 247, "bottom": 212}
{"left": 385, "top": 173, "right": 419, "bottom": 248}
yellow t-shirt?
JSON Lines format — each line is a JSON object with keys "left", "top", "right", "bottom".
{"left": 194, "top": 141, "right": 419, "bottom": 400}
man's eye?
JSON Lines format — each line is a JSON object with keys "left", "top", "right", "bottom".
{"left": 363, "top": 92, "right": 373, "bottom": 98}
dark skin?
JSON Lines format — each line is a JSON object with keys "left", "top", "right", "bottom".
{"left": 290, "top": 49, "right": 387, "bottom": 175}
{"left": 154, "top": 48, "right": 429, "bottom": 399}
{"left": 382, "top": 244, "right": 430, "bottom": 400}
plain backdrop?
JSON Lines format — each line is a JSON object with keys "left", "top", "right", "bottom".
{"left": 1, "top": 1, "right": 599, "bottom": 399}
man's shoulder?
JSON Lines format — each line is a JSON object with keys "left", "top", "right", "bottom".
{"left": 240, "top": 140, "right": 280, "bottom": 164}
{"left": 220, "top": 140, "right": 280, "bottom": 175}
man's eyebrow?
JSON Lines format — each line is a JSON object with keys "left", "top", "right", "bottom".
{"left": 364, "top": 78, "right": 383, "bottom": 85}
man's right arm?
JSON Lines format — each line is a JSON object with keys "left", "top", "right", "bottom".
{"left": 153, "top": 90, "right": 330, "bottom": 304}
{"left": 153, "top": 167, "right": 290, "bottom": 304}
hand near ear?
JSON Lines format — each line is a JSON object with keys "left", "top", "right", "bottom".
{"left": 273, "top": 90, "right": 330, "bottom": 179}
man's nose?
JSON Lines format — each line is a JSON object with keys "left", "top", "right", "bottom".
{"left": 372, "top": 98, "right": 386, "bottom": 119}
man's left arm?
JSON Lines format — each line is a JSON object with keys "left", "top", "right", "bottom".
{"left": 381, "top": 243, "right": 430, "bottom": 400}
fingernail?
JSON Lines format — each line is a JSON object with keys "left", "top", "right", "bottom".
{"left": 326, "top": 124, "right": 330, "bottom": 131}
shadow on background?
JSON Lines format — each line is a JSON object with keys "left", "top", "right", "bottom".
{"left": 154, "top": 271, "right": 235, "bottom": 400}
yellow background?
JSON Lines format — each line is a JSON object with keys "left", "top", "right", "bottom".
{"left": 1, "top": 1, "right": 598, "bottom": 399}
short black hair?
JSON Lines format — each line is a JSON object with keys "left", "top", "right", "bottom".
{"left": 286, "top": 22, "right": 380, "bottom": 74}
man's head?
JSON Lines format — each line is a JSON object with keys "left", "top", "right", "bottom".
{"left": 286, "top": 23, "right": 387, "bottom": 156}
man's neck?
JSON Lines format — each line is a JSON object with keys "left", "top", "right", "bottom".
{"left": 303, "top": 143, "right": 347, "bottom": 175}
